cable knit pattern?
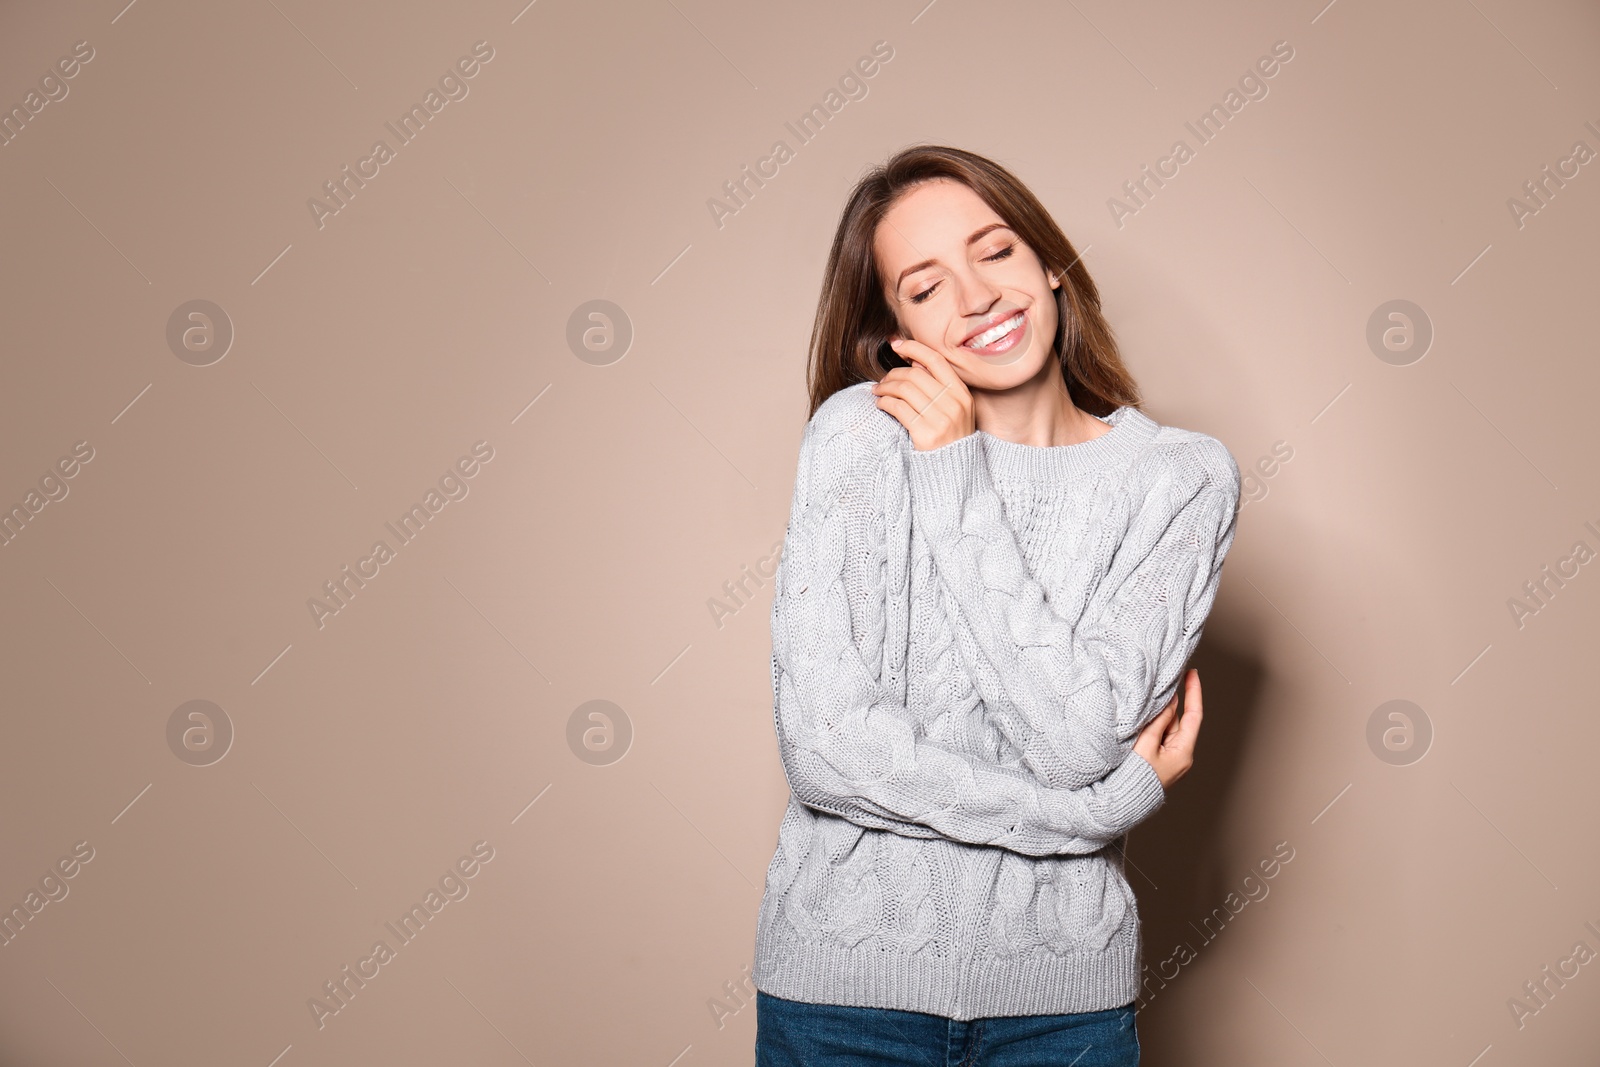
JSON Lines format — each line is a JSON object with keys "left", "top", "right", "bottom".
{"left": 753, "top": 380, "right": 1241, "bottom": 1019}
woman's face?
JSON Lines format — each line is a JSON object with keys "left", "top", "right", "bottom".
{"left": 873, "top": 177, "right": 1061, "bottom": 390}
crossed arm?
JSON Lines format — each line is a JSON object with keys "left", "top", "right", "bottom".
{"left": 902, "top": 429, "right": 1241, "bottom": 792}
{"left": 769, "top": 404, "right": 1174, "bottom": 857}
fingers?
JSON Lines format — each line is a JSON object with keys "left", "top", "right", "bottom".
{"left": 1137, "top": 671, "right": 1207, "bottom": 791}
{"left": 882, "top": 338, "right": 967, "bottom": 422}
{"left": 1167, "top": 670, "right": 1204, "bottom": 754}
{"left": 1180, "top": 669, "right": 1203, "bottom": 735}
{"left": 871, "top": 372, "right": 938, "bottom": 417}
{"left": 1132, "top": 713, "right": 1163, "bottom": 765}
{"left": 889, "top": 336, "right": 963, "bottom": 393}
{"left": 1137, "top": 700, "right": 1174, "bottom": 743}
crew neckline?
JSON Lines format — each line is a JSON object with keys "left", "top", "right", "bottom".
{"left": 976, "top": 405, "right": 1158, "bottom": 481}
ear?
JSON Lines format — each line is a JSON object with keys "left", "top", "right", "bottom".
{"left": 1048, "top": 271, "right": 1061, "bottom": 289}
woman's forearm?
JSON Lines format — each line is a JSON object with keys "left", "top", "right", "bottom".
{"left": 772, "top": 397, "right": 1170, "bottom": 855}
{"left": 904, "top": 430, "right": 1240, "bottom": 792}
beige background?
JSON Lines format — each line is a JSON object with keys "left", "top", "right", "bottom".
{"left": 2, "top": 0, "right": 1598, "bottom": 1063}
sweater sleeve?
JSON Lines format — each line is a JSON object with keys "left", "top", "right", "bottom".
{"left": 904, "top": 430, "right": 1241, "bottom": 792}
{"left": 769, "top": 402, "right": 1167, "bottom": 858}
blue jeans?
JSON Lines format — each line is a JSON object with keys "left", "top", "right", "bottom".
{"left": 755, "top": 990, "right": 1140, "bottom": 1066}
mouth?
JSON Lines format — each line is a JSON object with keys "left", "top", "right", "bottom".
{"left": 959, "top": 309, "right": 1027, "bottom": 355}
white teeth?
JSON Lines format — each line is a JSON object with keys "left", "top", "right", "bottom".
{"left": 965, "top": 312, "right": 1024, "bottom": 348}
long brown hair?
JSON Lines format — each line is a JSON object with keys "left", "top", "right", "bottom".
{"left": 804, "top": 144, "right": 1142, "bottom": 422}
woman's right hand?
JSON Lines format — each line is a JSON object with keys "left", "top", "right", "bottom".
{"left": 1132, "top": 668, "right": 1204, "bottom": 790}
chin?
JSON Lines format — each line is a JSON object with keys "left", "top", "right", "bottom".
{"left": 960, "top": 366, "right": 1037, "bottom": 392}
{"left": 954, "top": 348, "right": 1052, "bottom": 390}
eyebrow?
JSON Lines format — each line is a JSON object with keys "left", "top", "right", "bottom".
{"left": 894, "top": 222, "right": 1015, "bottom": 289}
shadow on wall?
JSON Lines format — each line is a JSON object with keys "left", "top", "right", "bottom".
{"left": 1125, "top": 480, "right": 1461, "bottom": 1064}
{"left": 1128, "top": 606, "right": 1271, "bottom": 1062}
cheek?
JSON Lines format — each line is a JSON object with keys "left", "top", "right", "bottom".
{"left": 903, "top": 311, "right": 946, "bottom": 347}
{"left": 1029, "top": 298, "right": 1058, "bottom": 335}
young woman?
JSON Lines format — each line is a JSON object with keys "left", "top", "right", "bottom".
{"left": 752, "top": 145, "right": 1241, "bottom": 1066}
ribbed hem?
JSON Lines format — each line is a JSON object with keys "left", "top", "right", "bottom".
{"left": 752, "top": 929, "right": 1143, "bottom": 1020}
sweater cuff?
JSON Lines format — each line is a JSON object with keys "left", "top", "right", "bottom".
{"left": 1040, "top": 752, "right": 1165, "bottom": 842}
{"left": 904, "top": 431, "right": 987, "bottom": 537}
{"left": 1100, "top": 752, "right": 1166, "bottom": 828}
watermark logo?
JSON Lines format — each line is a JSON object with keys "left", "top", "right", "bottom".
{"left": 566, "top": 299, "right": 633, "bottom": 366}
{"left": 1366, "top": 299, "right": 1432, "bottom": 366}
{"left": 1506, "top": 519, "right": 1600, "bottom": 630}
{"left": 166, "top": 700, "right": 234, "bottom": 767}
{"left": 1136, "top": 840, "right": 1296, "bottom": 1009}
{"left": 0, "top": 39, "right": 95, "bottom": 150}
{"left": 307, "top": 42, "right": 496, "bottom": 231}
{"left": 1366, "top": 699, "right": 1432, "bottom": 766}
{"left": 0, "top": 841, "right": 96, "bottom": 949}
{"left": 307, "top": 441, "right": 495, "bottom": 630}
{"left": 1108, "top": 40, "right": 1295, "bottom": 228}
{"left": 167, "top": 300, "right": 234, "bottom": 366}
{"left": 707, "top": 542, "right": 782, "bottom": 630}
{"left": 1239, "top": 439, "right": 1293, "bottom": 508}
{"left": 0, "top": 440, "right": 95, "bottom": 549}
{"left": 1506, "top": 918, "right": 1600, "bottom": 1030}
{"left": 706, "top": 41, "right": 895, "bottom": 231}
{"left": 1506, "top": 119, "right": 1599, "bottom": 230}
{"left": 567, "top": 699, "right": 632, "bottom": 766}
{"left": 306, "top": 841, "right": 496, "bottom": 1029}
{"left": 707, "top": 963, "right": 758, "bottom": 1030}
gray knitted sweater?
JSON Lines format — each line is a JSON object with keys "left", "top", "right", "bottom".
{"left": 752, "top": 380, "right": 1241, "bottom": 1019}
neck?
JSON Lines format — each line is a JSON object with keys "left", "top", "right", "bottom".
{"left": 969, "top": 364, "right": 1108, "bottom": 448}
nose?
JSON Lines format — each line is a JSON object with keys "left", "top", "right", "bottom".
{"left": 952, "top": 264, "right": 1001, "bottom": 318}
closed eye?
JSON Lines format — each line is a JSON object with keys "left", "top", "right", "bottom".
{"left": 908, "top": 244, "right": 1017, "bottom": 305}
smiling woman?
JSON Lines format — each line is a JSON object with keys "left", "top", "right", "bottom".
{"left": 753, "top": 145, "right": 1242, "bottom": 1067}
{"left": 803, "top": 149, "right": 1137, "bottom": 434}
